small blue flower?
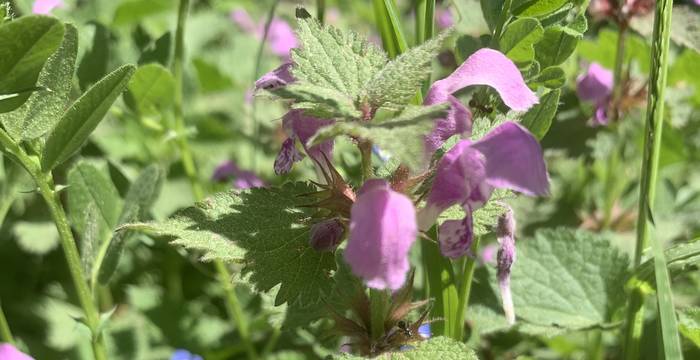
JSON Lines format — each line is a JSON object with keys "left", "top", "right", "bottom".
{"left": 170, "top": 349, "right": 203, "bottom": 360}
{"left": 418, "top": 323, "right": 431, "bottom": 339}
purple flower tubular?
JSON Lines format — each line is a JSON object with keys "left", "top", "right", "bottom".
{"left": 423, "top": 49, "right": 538, "bottom": 157}
{"left": 496, "top": 206, "right": 517, "bottom": 325}
{"left": 254, "top": 62, "right": 295, "bottom": 92}
{"left": 576, "top": 62, "right": 613, "bottom": 126}
{"left": 230, "top": 8, "right": 297, "bottom": 59}
{"left": 345, "top": 180, "right": 417, "bottom": 290}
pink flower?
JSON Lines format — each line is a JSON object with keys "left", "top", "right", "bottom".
{"left": 309, "top": 218, "right": 345, "bottom": 252}
{"left": 254, "top": 63, "right": 294, "bottom": 92}
{"left": 496, "top": 206, "right": 516, "bottom": 325}
{"left": 32, "top": 0, "right": 62, "bottom": 14}
{"left": 230, "top": 9, "right": 298, "bottom": 59}
{"left": 423, "top": 49, "right": 538, "bottom": 156}
{"left": 577, "top": 62, "right": 613, "bottom": 126}
{"left": 0, "top": 344, "right": 34, "bottom": 360}
{"left": 344, "top": 179, "right": 418, "bottom": 290}
{"left": 436, "top": 8, "right": 454, "bottom": 29}
{"left": 274, "top": 110, "right": 335, "bottom": 174}
{"left": 419, "top": 122, "right": 549, "bottom": 257}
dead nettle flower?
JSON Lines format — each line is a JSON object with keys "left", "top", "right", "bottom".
{"left": 423, "top": 48, "right": 539, "bottom": 157}
{"left": 32, "top": 0, "right": 62, "bottom": 14}
{"left": 577, "top": 62, "right": 614, "bottom": 126}
{"left": 230, "top": 8, "right": 298, "bottom": 60}
{"left": 344, "top": 179, "right": 417, "bottom": 291}
{"left": 419, "top": 122, "right": 549, "bottom": 258}
{"left": 496, "top": 206, "right": 517, "bottom": 325}
{"left": 588, "top": 0, "right": 654, "bottom": 22}
{"left": 211, "top": 160, "right": 265, "bottom": 189}
{"left": 0, "top": 343, "right": 34, "bottom": 360}
{"left": 436, "top": 7, "right": 454, "bottom": 30}
{"left": 309, "top": 218, "right": 345, "bottom": 252}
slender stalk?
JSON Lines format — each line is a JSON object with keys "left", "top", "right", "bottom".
{"left": 622, "top": 0, "right": 673, "bottom": 358}
{"left": 415, "top": 0, "right": 427, "bottom": 44}
{"left": 609, "top": 22, "right": 628, "bottom": 123}
{"left": 369, "top": 289, "right": 388, "bottom": 341}
{"left": 0, "top": 301, "right": 14, "bottom": 345}
{"left": 424, "top": 0, "right": 435, "bottom": 41}
{"left": 491, "top": 0, "right": 513, "bottom": 45}
{"left": 171, "top": 2, "right": 257, "bottom": 359}
{"left": 0, "top": 129, "right": 108, "bottom": 360}
{"left": 373, "top": 0, "right": 397, "bottom": 58}
{"left": 453, "top": 236, "right": 480, "bottom": 340}
{"left": 421, "top": 227, "right": 459, "bottom": 338}
{"left": 316, "top": 0, "right": 326, "bottom": 24}
{"left": 359, "top": 140, "right": 373, "bottom": 182}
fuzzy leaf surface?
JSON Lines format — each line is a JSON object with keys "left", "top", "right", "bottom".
{"left": 129, "top": 182, "right": 335, "bottom": 306}
{"left": 337, "top": 336, "right": 477, "bottom": 359}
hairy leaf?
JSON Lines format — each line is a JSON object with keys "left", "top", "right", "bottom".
{"left": 364, "top": 31, "right": 449, "bottom": 109}
{"left": 291, "top": 17, "right": 386, "bottom": 98}
{"left": 67, "top": 160, "right": 122, "bottom": 237}
{"left": 274, "top": 83, "right": 362, "bottom": 119}
{"left": 125, "top": 64, "right": 175, "bottom": 116}
{"left": 529, "top": 66, "right": 565, "bottom": 89}
{"left": 679, "top": 307, "right": 700, "bottom": 347}
{"left": 42, "top": 64, "right": 135, "bottom": 171}
{"left": 534, "top": 26, "right": 579, "bottom": 68}
{"left": 129, "top": 182, "right": 336, "bottom": 306}
{"left": 1, "top": 24, "right": 78, "bottom": 140}
{"left": 337, "top": 336, "right": 477, "bottom": 359}
{"left": 0, "top": 15, "right": 64, "bottom": 113}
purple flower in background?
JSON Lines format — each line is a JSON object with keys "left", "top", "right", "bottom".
{"left": 496, "top": 206, "right": 516, "bottom": 325}
{"left": 32, "top": 0, "right": 62, "bottom": 14}
{"left": 577, "top": 62, "right": 613, "bottom": 126}
{"left": 274, "top": 110, "right": 335, "bottom": 174}
{"left": 695, "top": 0, "right": 700, "bottom": 6}
{"left": 418, "top": 122, "right": 549, "bottom": 258}
{"left": 211, "top": 160, "right": 265, "bottom": 189}
{"left": 436, "top": 8, "right": 454, "bottom": 29}
{"left": 170, "top": 349, "right": 203, "bottom": 360}
{"left": 480, "top": 243, "right": 498, "bottom": 265}
{"left": 344, "top": 179, "right": 417, "bottom": 290}
{"left": 0, "top": 344, "right": 34, "bottom": 360}
{"left": 230, "top": 8, "right": 298, "bottom": 59}
{"left": 423, "top": 48, "right": 538, "bottom": 156}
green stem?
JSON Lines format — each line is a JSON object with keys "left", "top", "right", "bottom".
{"left": 415, "top": 0, "right": 427, "bottom": 44}
{"left": 369, "top": 289, "right": 388, "bottom": 341}
{"left": 215, "top": 261, "right": 258, "bottom": 360}
{"left": 0, "top": 301, "right": 14, "bottom": 345}
{"left": 0, "top": 129, "right": 108, "bottom": 360}
{"left": 421, "top": 227, "right": 459, "bottom": 338}
{"left": 491, "top": 0, "right": 512, "bottom": 46}
{"left": 172, "top": 2, "right": 257, "bottom": 359}
{"left": 610, "top": 22, "right": 628, "bottom": 123}
{"left": 622, "top": 0, "right": 673, "bottom": 358}
{"left": 316, "top": 0, "right": 326, "bottom": 24}
{"left": 453, "top": 237, "right": 480, "bottom": 340}
{"left": 373, "top": 0, "right": 398, "bottom": 58}
{"left": 359, "top": 140, "right": 373, "bottom": 182}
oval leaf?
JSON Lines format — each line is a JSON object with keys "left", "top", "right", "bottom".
{"left": 41, "top": 64, "right": 136, "bottom": 171}
{"left": 0, "top": 15, "right": 65, "bottom": 113}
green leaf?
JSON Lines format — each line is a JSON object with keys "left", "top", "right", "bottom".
{"left": 649, "top": 225, "right": 683, "bottom": 359}
{"left": 13, "top": 221, "right": 59, "bottom": 255}
{"left": 0, "top": 15, "right": 64, "bottom": 113}
{"left": 511, "top": 0, "right": 569, "bottom": 17}
{"left": 634, "top": 240, "right": 700, "bottom": 283}
{"left": 97, "top": 164, "right": 165, "bottom": 285}
{"left": 529, "top": 66, "right": 565, "bottom": 89}
{"left": 364, "top": 31, "right": 449, "bottom": 109}
{"left": 291, "top": 17, "right": 386, "bottom": 99}
{"left": 421, "top": 235, "right": 459, "bottom": 338}
{"left": 80, "top": 204, "right": 101, "bottom": 277}
{"left": 77, "top": 22, "right": 111, "bottom": 91}
{"left": 533, "top": 26, "right": 579, "bottom": 68}
{"left": 274, "top": 83, "right": 362, "bottom": 119}
{"left": 0, "top": 24, "right": 78, "bottom": 140}
{"left": 520, "top": 89, "right": 560, "bottom": 139}
{"left": 192, "top": 58, "right": 233, "bottom": 93}
{"left": 138, "top": 31, "right": 171, "bottom": 66}
{"left": 125, "top": 64, "right": 175, "bottom": 116}
{"left": 310, "top": 104, "right": 448, "bottom": 170}
{"left": 669, "top": 50, "right": 700, "bottom": 104}
{"left": 129, "top": 182, "right": 336, "bottom": 306}
{"left": 480, "top": 0, "right": 505, "bottom": 32}
{"left": 455, "top": 35, "right": 483, "bottom": 63}
{"left": 499, "top": 17, "right": 544, "bottom": 65}
{"left": 337, "top": 336, "right": 477, "bottom": 359}
{"left": 113, "top": 0, "right": 176, "bottom": 27}
{"left": 678, "top": 307, "right": 700, "bottom": 347}
{"left": 41, "top": 64, "right": 135, "bottom": 171}
{"left": 505, "top": 228, "right": 629, "bottom": 330}
{"left": 66, "top": 160, "right": 122, "bottom": 237}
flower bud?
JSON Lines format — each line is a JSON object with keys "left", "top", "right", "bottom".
{"left": 309, "top": 218, "right": 345, "bottom": 252}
